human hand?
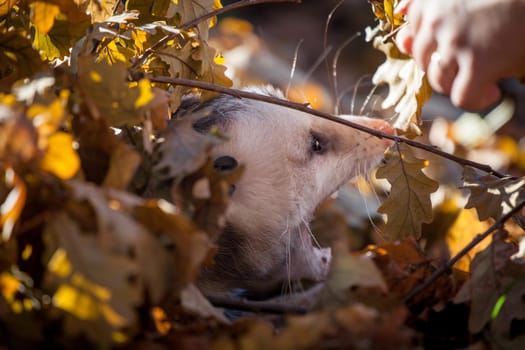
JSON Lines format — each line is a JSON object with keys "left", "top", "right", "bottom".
{"left": 395, "top": 0, "right": 525, "bottom": 111}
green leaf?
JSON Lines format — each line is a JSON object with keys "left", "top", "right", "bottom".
{"left": 377, "top": 143, "right": 439, "bottom": 240}
{"left": 462, "top": 166, "right": 525, "bottom": 221}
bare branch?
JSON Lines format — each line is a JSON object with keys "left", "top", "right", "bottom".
{"left": 130, "top": 0, "right": 302, "bottom": 71}
{"left": 145, "top": 75, "right": 509, "bottom": 179}
{"left": 403, "top": 198, "right": 525, "bottom": 303}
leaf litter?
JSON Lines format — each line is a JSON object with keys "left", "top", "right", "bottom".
{"left": 0, "top": 0, "right": 525, "bottom": 349}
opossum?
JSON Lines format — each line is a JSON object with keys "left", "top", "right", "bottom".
{"left": 169, "top": 86, "right": 394, "bottom": 295}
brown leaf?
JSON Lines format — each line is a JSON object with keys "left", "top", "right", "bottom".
{"left": 320, "top": 242, "right": 387, "bottom": 307}
{"left": 0, "top": 30, "right": 47, "bottom": 92}
{"left": 454, "top": 238, "right": 520, "bottom": 334}
{"left": 377, "top": 143, "right": 439, "bottom": 239}
{"left": 462, "top": 166, "right": 525, "bottom": 221}
{"left": 102, "top": 142, "right": 141, "bottom": 190}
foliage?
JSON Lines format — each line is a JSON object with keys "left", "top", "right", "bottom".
{"left": 1, "top": 0, "right": 525, "bottom": 349}
{"left": 366, "top": 0, "right": 432, "bottom": 137}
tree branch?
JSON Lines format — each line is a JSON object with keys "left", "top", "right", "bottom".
{"left": 145, "top": 75, "right": 509, "bottom": 179}
{"left": 403, "top": 198, "right": 525, "bottom": 303}
{"left": 130, "top": 0, "right": 302, "bottom": 71}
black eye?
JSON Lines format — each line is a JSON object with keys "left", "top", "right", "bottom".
{"left": 214, "top": 155, "right": 238, "bottom": 172}
{"left": 310, "top": 133, "right": 327, "bottom": 155}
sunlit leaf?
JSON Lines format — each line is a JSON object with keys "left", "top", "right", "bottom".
{"left": 30, "top": 2, "right": 61, "bottom": 34}
{"left": 33, "top": 18, "right": 91, "bottom": 61}
{"left": 0, "top": 272, "right": 21, "bottom": 302}
{"left": 371, "top": 39, "right": 431, "bottom": 137}
{"left": 74, "top": 0, "right": 118, "bottom": 23}
{"left": 77, "top": 57, "right": 148, "bottom": 126}
{"left": 134, "top": 79, "right": 154, "bottom": 109}
{"left": 377, "top": 143, "right": 439, "bottom": 239}
{"left": 39, "top": 131, "right": 80, "bottom": 179}
{"left": 0, "top": 0, "right": 18, "bottom": 17}
{"left": 462, "top": 166, "right": 525, "bottom": 221}
{"left": 445, "top": 208, "right": 491, "bottom": 272}
{"left": 191, "top": 41, "right": 232, "bottom": 100}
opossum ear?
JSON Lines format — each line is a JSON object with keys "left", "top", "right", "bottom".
{"left": 214, "top": 155, "right": 238, "bottom": 172}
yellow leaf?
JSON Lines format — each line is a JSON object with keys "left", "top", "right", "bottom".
{"left": 31, "top": 2, "right": 61, "bottom": 34}
{"left": 27, "top": 95, "right": 67, "bottom": 138}
{"left": 97, "top": 39, "right": 134, "bottom": 65}
{"left": 0, "top": 0, "right": 17, "bottom": 17}
{"left": 40, "top": 131, "right": 80, "bottom": 179}
{"left": 0, "top": 272, "right": 20, "bottom": 302}
{"left": 53, "top": 284, "right": 100, "bottom": 320}
{"left": 134, "top": 79, "right": 154, "bottom": 109}
{"left": 48, "top": 248, "right": 73, "bottom": 278}
{"left": 446, "top": 208, "right": 491, "bottom": 272}
{"left": 74, "top": 0, "right": 117, "bottom": 23}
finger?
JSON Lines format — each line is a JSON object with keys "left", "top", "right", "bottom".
{"left": 394, "top": 0, "right": 411, "bottom": 15}
{"left": 451, "top": 58, "right": 502, "bottom": 110}
{"left": 395, "top": 24, "right": 414, "bottom": 55}
{"left": 411, "top": 25, "right": 436, "bottom": 72}
{"left": 427, "top": 52, "right": 458, "bottom": 95}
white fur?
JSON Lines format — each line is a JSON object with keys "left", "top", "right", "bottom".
{"left": 204, "top": 87, "right": 393, "bottom": 289}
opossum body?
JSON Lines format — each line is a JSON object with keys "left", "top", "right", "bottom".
{"left": 172, "top": 87, "right": 394, "bottom": 294}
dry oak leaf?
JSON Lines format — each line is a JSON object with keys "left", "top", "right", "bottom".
{"left": 371, "top": 39, "right": 432, "bottom": 137}
{"left": 377, "top": 143, "right": 439, "bottom": 240}
{"left": 462, "top": 166, "right": 525, "bottom": 221}
{"left": 320, "top": 242, "right": 387, "bottom": 307}
{"left": 77, "top": 57, "right": 155, "bottom": 126}
{"left": 74, "top": 0, "right": 118, "bottom": 23}
{"left": 0, "top": 30, "right": 47, "bottom": 92}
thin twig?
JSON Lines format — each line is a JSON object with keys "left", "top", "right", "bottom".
{"left": 207, "top": 295, "right": 309, "bottom": 314}
{"left": 130, "top": 0, "right": 301, "bottom": 71}
{"left": 145, "top": 75, "right": 509, "bottom": 179}
{"left": 403, "top": 198, "right": 525, "bottom": 303}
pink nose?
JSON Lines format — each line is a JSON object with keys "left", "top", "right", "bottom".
{"left": 360, "top": 119, "right": 395, "bottom": 148}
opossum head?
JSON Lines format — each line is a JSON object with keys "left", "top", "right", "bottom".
{"left": 185, "top": 86, "right": 394, "bottom": 293}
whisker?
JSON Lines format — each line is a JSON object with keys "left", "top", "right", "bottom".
{"left": 359, "top": 84, "right": 379, "bottom": 115}
{"left": 286, "top": 39, "right": 304, "bottom": 99}
{"left": 332, "top": 32, "right": 362, "bottom": 115}
{"left": 324, "top": 0, "right": 346, "bottom": 98}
